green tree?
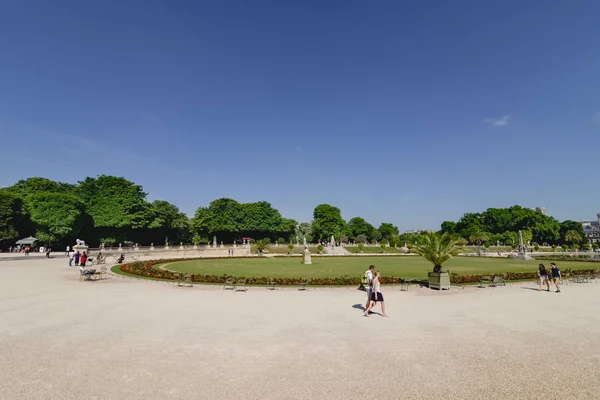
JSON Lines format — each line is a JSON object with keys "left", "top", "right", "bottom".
{"left": 469, "top": 229, "right": 490, "bottom": 256}
{"left": 27, "top": 192, "right": 87, "bottom": 246}
{"left": 5, "top": 177, "right": 77, "bottom": 198}
{"left": 521, "top": 230, "right": 533, "bottom": 246}
{"left": 252, "top": 239, "right": 269, "bottom": 255}
{"left": 560, "top": 221, "right": 586, "bottom": 246}
{"left": 355, "top": 234, "right": 367, "bottom": 244}
{"left": 78, "top": 175, "right": 154, "bottom": 243}
{"left": 378, "top": 223, "right": 399, "bottom": 241}
{"left": 311, "top": 204, "right": 346, "bottom": 242}
{"left": 287, "top": 243, "right": 294, "bottom": 254}
{"left": 150, "top": 200, "right": 190, "bottom": 244}
{"left": 0, "top": 190, "right": 30, "bottom": 248}
{"left": 414, "top": 232, "right": 462, "bottom": 273}
{"left": 347, "top": 217, "right": 374, "bottom": 241}
{"left": 502, "top": 231, "right": 519, "bottom": 247}
{"left": 439, "top": 221, "right": 457, "bottom": 235}
{"left": 296, "top": 222, "right": 313, "bottom": 243}
{"left": 564, "top": 230, "right": 582, "bottom": 246}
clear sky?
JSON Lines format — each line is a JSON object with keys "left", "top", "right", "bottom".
{"left": 1, "top": 0, "right": 599, "bottom": 230}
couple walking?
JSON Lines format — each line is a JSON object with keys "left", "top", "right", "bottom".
{"left": 538, "top": 263, "right": 561, "bottom": 293}
{"left": 362, "top": 265, "right": 389, "bottom": 317}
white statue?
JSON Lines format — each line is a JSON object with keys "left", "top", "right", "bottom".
{"left": 75, "top": 239, "right": 86, "bottom": 246}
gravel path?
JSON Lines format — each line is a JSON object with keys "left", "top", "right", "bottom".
{"left": 1, "top": 258, "right": 599, "bottom": 399}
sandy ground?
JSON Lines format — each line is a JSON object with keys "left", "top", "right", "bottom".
{"left": 1, "top": 258, "right": 599, "bottom": 400}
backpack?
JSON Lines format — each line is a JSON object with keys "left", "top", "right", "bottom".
{"left": 360, "top": 271, "right": 371, "bottom": 285}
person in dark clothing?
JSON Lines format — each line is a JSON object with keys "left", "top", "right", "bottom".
{"left": 550, "top": 263, "right": 562, "bottom": 293}
{"left": 538, "top": 264, "right": 550, "bottom": 291}
{"left": 74, "top": 251, "right": 81, "bottom": 266}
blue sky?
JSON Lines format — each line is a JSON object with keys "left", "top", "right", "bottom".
{"left": 1, "top": 0, "right": 600, "bottom": 230}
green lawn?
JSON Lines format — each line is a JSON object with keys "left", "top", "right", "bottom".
{"left": 159, "top": 256, "right": 596, "bottom": 279}
{"left": 264, "top": 246, "right": 322, "bottom": 255}
{"left": 345, "top": 246, "right": 402, "bottom": 254}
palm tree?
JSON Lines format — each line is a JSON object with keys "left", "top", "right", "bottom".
{"left": 414, "top": 232, "right": 462, "bottom": 273}
{"left": 564, "top": 230, "right": 582, "bottom": 247}
{"left": 469, "top": 230, "right": 490, "bottom": 256}
{"left": 252, "top": 239, "right": 269, "bottom": 256}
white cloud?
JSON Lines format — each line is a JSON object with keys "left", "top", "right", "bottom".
{"left": 483, "top": 115, "right": 510, "bottom": 126}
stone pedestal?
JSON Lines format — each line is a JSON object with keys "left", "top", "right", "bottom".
{"left": 179, "top": 242, "right": 184, "bottom": 250}
{"left": 302, "top": 249, "right": 312, "bottom": 265}
{"left": 193, "top": 244, "right": 198, "bottom": 250}
{"left": 150, "top": 243, "right": 155, "bottom": 250}
{"left": 73, "top": 244, "right": 88, "bottom": 255}
{"left": 220, "top": 241, "right": 224, "bottom": 249}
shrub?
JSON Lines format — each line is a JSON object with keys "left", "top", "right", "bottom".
{"left": 287, "top": 243, "right": 294, "bottom": 254}
{"left": 317, "top": 244, "right": 324, "bottom": 253}
{"left": 277, "top": 238, "right": 285, "bottom": 244}
{"left": 357, "top": 243, "right": 364, "bottom": 253}
{"left": 262, "top": 238, "right": 271, "bottom": 244}
{"left": 355, "top": 234, "right": 367, "bottom": 244}
{"left": 380, "top": 244, "right": 386, "bottom": 249}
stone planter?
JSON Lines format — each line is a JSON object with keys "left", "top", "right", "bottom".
{"left": 428, "top": 271, "right": 450, "bottom": 290}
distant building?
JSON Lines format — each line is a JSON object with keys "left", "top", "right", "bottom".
{"left": 581, "top": 214, "right": 600, "bottom": 243}
{"left": 404, "top": 229, "right": 433, "bottom": 234}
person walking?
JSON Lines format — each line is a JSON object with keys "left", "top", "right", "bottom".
{"left": 74, "top": 251, "right": 81, "bottom": 266}
{"left": 65, "top": 245, "right": 70, "bottom": 255}
{"left": 24, "top": 246, "right": 30, "bottom": 256}
{"left": 364, "top": 271, "right": 389, "bottom": 317}
{"left": 363, "top": 265, "right": 376, "bottom": 312}
{"left": 80, "top": 251, "right": 88, "bottom": 267}
{"left": 538, "top": 264, "right": 550, "bottom": 291}
{"left": 550, "top": 263, "right": 562, "bottom": 293}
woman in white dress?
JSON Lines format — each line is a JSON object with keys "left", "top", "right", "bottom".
{"left": 364, "top": 271, "right": 389, "bottom": 317}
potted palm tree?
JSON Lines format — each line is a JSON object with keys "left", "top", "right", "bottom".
{"left": 415, "top": 232, "right": 462, "bottom": 290}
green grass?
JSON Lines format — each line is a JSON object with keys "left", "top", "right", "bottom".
{"left": 263, "top": 246, "right": 322, "bottom": 254}
{"left": 157, "top": 256, "right": 596, "bottom": 279}
{"left": 345, "top": 246, "right": 402, "bottom": 254}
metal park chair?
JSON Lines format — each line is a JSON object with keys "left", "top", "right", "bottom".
{"left": 266, "top": 279, "right": 277, "bottom": 291}
{"left": 479, "top": 276, "right": 492, "bottom": 288}
{"left": 234, "top": 279, "right": 247, "bottom": 292}
{"left": 223, "top": 277, "right": 235, "bottom": 291}
{"left": 298, "top": 277, "right": 309, "bottom": 291}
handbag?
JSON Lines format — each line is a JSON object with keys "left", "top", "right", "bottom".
{"left": 357, "top": 283, "right": 366, "bottom": 291}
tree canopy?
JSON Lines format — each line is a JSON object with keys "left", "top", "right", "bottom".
{"left": 311, "top": 204, "right": 346, "bottom": 242}
{"left": 440, "top": 205, "right": 570, "bottom": 246}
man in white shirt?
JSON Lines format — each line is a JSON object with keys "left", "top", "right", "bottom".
{"left": 364, "top": 265, "right": 375, "bottom": 312}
